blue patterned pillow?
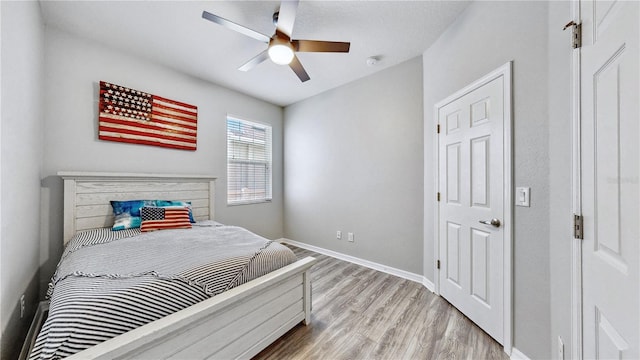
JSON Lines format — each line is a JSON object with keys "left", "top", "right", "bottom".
{"left": 111, "top": 200, "right": 155, "bottom": 230}
{"left": 154, "top": 200, "right": 195, "bottom": 223}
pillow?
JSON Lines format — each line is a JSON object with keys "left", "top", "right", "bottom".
{"left": 140, "top": 206, "right": 192, "bottom": 232}
{"left": 111, "top": 200, "right": 155, "bottom": 231}
{"left": 154, "top": 200, "right": 195, "bottom": 223}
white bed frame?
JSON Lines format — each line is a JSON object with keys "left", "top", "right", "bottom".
{"left": 53, "top": 171, "right": 316, "bottom": 360}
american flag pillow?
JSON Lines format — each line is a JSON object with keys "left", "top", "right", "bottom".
{"left": 140, "top": 206, "right": 192, "bottom": 232}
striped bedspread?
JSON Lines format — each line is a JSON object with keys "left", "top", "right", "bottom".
{"left": 30, "top": 222, "right": 297, "bottom": 360}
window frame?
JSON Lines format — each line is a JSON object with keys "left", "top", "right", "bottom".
{"left": 226, "top": 115, "right": 273, "bottom": 206}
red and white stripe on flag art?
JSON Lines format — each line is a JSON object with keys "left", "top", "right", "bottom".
{"left": 98, "top": 81, "right": 198, "bottom": 151}
{"left": 140, "top": 207, "right": 192, "bottom": 232}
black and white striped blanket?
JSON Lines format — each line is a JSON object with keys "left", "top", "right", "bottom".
{"left": 30, "top": 222, "right": 297, "bottom": 360}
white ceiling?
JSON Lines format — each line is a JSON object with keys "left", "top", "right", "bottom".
{"left": 39, "top": 0, "right": 471, "bottom": 106}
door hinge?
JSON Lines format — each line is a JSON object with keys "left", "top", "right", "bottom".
{"left": 437, "top": 192, "right": 441, "bottom": 202}
{"left": 437, "top": 260, "right": 441, "bottom": 270}
{"left": 437, "top": 124, "right": 440, "bottom": 134}
{"left": 574, "top": 214, "right": 584, "bottom": 240}
{"left": 563, "top": 21, "right": 582, "bottom": 49}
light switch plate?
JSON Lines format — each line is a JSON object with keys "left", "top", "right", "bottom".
{"left": 516, "top": 187, "right": 530, "bottom": 207}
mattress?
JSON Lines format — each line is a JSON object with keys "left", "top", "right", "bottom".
{"left": 30, "top": 222, "right": 297, "bottom": 360}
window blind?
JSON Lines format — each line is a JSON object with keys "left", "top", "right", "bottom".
{"left": 227, "top": 117, "right": 272, "bottom": 204}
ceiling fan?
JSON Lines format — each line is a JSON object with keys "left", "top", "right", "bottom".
{"left": 202, "top": 0, "right": 350, "bottom": 82}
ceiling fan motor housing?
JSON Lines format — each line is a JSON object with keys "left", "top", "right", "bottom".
{"left": 268, "top": 32, "right": 295, "bottom": 65}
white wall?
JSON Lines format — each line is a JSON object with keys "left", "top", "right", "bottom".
{"left": 422, "top": 1, "right": 550, "bottom": 358}
{"left": 39, "top": 27, "right": 285, "bottom": 291}
{"left": 548, "top": 1, "right": 574, "bottom": 359}
{"left": 0, "top": 0, "right": 45, "bottom": 356}
{"left": 283, "top": 57, "right": 424, "bottom": 274}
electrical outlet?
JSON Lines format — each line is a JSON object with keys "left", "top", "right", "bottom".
{"left": 336, "top": 231, "right": 342, "bottom": 240}
{"left": 348, "top": 232, "right": 354, "bottom": 242}
{"left": 20, "top": 295, "right": 25, "bottom": 318}
{"left": 558, "top": 336, "right": 564, "bottom": 360}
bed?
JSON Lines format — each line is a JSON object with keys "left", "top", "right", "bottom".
{"left": 29, "top": 171, "right": 316, "bottom": 360}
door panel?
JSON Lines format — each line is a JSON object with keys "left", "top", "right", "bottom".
{"left": 471, "top": 228, "right": 490, "bottom": 305}
{"left": 471, "top": 98, "right": 490, "bottom": 126}
{"left": 581, "top": 0, "right": 639, "bottom": 358}
{"left": 437, "top": 71, "right": 507, "bottom": 344}
{"left": 595, "top": 308, "right": 630, "bottom": 359}
{"left": 471, "top": 136, "right": 490, "bottom": 207}
{"left": 446, "top": 221, "right": 462, "bottom": 287}
{"left": 447, "top": 143, "right": 461, "bottom": 204}
{"left": 447, "top": 111, "right": 461, "bottom": 134}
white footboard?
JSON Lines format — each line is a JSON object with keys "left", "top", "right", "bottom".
{"left": 66, "top": 256, "right": 316, "bottom": 360}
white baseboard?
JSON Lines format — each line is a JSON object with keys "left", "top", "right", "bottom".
{"left": 280, "top": 238, "right": 425, "bottom": 284}
{"left": 510, "top": 347, "right": 530, "bottom": 360}
{"left": 422, "top": 276, "right": 435, "bottom": 293}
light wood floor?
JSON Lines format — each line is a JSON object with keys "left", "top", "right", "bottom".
{"left": 254, "top": 246, "right": 508, "bottom": 360}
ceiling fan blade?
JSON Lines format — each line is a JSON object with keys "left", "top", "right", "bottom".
{"left": 293, "top": 40, "right": 350, "bottom": 53}
{"left": 202, "top": 11, "right": 270, "bottom": 43}
{"left": 238, "top": 50, "right": 270, "bottom": 72}
{"left": 276, "top": 0, "right": 299, "bottom": 38}
{"left": 289, "top": 54, "right": 310, "bottom": 82}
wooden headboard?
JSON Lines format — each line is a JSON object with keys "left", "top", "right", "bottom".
{"left": 57, "top": 171, "right": 217, "bottom": 244}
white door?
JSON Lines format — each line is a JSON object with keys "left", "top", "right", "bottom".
{"left": 580, "top": 0, "right": 639, "bottom": 358}
{"left": 436, "top": 64, "right": 511, "bottom": 345}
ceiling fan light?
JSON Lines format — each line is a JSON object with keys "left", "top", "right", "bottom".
{"left": 268, "top": 44, "right": 294, "bottom": 65}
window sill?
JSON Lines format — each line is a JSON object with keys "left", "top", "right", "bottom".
{"left": 227, "top": 199, "right": 272, "bottom": 206}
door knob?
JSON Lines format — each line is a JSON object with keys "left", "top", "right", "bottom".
{"left": 479, "top": 218, "right": 501, "bottom": 227}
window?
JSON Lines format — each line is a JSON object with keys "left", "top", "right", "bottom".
{"left": 227, "top": 116, "right": 272, "bottom": 205}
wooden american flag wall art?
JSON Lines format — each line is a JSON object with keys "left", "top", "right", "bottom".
{"left": 98, "top": 81, "right": 198, "bottom": 151}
